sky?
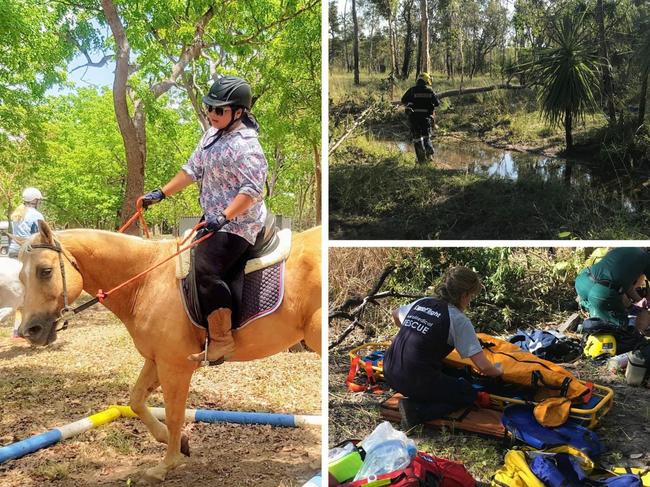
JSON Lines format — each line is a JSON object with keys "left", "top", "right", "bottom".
{"left": 46, "top": 52, "right": 115, "bottom": 96}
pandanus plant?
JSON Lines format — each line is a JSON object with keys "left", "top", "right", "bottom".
{"left": 529, "top": 10, "right": 600, "bottom": 152}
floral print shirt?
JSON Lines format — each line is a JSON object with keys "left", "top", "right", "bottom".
{"left": 182, "top": 126, "right": 268, "bottom": 245}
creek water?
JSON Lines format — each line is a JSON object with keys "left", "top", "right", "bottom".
{"left": 395, "top": 138, "right": 592, "bottom": 183}
{"left": 393, "top": 137, "right": 645, "bottom": 212}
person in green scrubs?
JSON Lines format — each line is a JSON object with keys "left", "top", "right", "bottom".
{"left": 575, "top": 248, "right": 650, "bottom": 333}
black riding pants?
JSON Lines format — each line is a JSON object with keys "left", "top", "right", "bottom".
{"left": 193, "top": 230, "right": 251, "bottom": 317}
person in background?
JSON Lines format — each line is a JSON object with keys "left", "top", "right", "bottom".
{"left": 141, "top": 76, "right": 267, "bottom": 365}
{"left": 383, "top": 266, "right": 502, "bottom": 430}
{"left": 401, "top": 72, "right": 440, "bottom": 165}
{"left": 575, "top": 247, "right": 650, "bottom": 334}
{"left": 8, "top": 187, "right": 45, "bottom": 339}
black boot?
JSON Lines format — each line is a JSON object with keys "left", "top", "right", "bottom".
{"left": 413, "top": 138, "right": 427, "bottom": 164}
{"left": 424, "top": 137, "right": 435, "bottom": 159}
{"left": 398, "top": 398, "right": 433, "bottom": 430}
{"left": 398, "top": 398, "right": 457, "bottom": 430}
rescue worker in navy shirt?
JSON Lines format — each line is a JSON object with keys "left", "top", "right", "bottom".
{"left": 383, "top": 266, "right": 502, "bottom": 429}
{"left": 401, "top": 72, "right": 440, "bottom": 164}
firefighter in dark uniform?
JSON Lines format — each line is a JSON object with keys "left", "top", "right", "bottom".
{"left": 401, "top": 72, "right": 441, "bottom": 164}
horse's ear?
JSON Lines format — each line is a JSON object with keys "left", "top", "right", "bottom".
{"left": 38, "top": 220, "right": 55, "bottom": 245}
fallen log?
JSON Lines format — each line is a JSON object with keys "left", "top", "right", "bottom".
{"left": 437, "top": 83, "right": 526, "bottom": 99}
{"left": 388, "top": 83, "right": 527, "bottom": 105}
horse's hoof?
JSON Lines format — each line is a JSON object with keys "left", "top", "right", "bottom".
{"left": 181, "top": 433, "right": 191, "bottom": 457}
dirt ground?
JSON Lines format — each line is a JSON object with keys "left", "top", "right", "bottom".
{"left": 329, "top": 340, "right": 650, "bottom": 485}
{"left": 0, "top": 307, "right": 321, "bottom": 486}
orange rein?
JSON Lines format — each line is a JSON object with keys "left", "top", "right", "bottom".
{"left": 117, "top": 198, "right": 151, "bottom": 237}
{"left": 93, "top": 198, "right": 211, "bottom": 303}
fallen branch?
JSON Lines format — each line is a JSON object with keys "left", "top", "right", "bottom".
{"left": 328, "top": 318, "right": 362, "bottom": 349}
{"left": 328, "top": 104, "right": 377, "bottom": 156}
{"left": 328, "top": 266, "right": 425, "bottom": 349}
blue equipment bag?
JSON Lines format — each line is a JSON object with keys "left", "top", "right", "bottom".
{"left": 502, "top": 405, "right": 604, "bottom": 458}
{"left": 530, "top": 452, "right": 642, "bottom": 487}
{"left": 508, "top": 329, "right": 582, "bottom": 362}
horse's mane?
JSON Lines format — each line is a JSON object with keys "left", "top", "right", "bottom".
{"left": 22, "top": 228, "right": 176, "bottom": 261}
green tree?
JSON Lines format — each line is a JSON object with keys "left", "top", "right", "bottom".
{"left": 0, "top": 1, "right": 73, "bottom": 134}
{"left": 636, "top": 8, "right": 650, "bottom": 127}
{"left": 35, "top": 88, "right": 201, "bottom": 228}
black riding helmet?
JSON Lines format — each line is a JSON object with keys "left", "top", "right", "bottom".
{"left": 202, "top": 76, "right": 252, "bottom": 110}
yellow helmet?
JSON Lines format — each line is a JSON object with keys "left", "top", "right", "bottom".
{"left": 583, "top": 334, "right": 617, "bottom": 359}
{"left": 417, "top": 72, "right": 432, "bottom": 85}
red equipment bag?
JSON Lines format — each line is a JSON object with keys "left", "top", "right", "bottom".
{"left": 341, "top": 452, "right": 475, "bottom": 487}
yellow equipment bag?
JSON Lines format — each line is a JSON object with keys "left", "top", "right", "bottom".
{"left": 444, "top": 334, "right": 592, "bottom": 426}
{"left": 492, "top": 446, "right": 595, "bottom": 487}
{"left": 491, "top": 450, "right": 544, "bottom": 487}
{"left": 533, "top": 397, "right": 572, "bottom": 427}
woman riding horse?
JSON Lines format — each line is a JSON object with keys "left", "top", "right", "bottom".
{"left": 143, "top": 76, "right": 267, "bottom": 365}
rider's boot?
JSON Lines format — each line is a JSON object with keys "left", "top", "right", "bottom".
{"left": 188, "top": 308, "right": 236, "bottom": 365}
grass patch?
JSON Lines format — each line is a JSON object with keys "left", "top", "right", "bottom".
{"left": 0, "top": 309, "right": 321, "bottom": 485}
{"left": 33, "top": 461, "right": 70, "bottom": 480}
{"left": 330, "top": 136, "right": 650, "bottom": 240}
{"left": 417, "top": 432, "right": 504, "bottom": 481}
{"left": 101, "top": 427, "right": 136, "bottom": 455}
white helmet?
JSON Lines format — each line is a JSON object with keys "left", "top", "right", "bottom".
{"left": 22, "top": 187, "right": 44, "bottom": 203}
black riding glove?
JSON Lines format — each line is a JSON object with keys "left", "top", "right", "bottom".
{"left": 142, "top": 188, "right": 166, "bottom": 209}
{"left": 205, "top": 212, "right": 229, "bottom": 232}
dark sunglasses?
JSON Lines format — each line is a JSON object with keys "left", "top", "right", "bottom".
{"left": 204, "top": 105, "right": 232, "bottom": 115}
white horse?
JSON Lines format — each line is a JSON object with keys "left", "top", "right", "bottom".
{"left": 0, "top": 258, "right": 23, "bottom": 334}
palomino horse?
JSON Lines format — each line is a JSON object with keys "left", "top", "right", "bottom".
{"left": 16, "top": 221, "right": 321, "bottom": 482}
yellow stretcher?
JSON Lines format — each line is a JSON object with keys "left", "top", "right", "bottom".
{"left": 348, "top": 342, "right": 614, "bottom": 429}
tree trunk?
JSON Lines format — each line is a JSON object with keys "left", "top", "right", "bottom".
{"left": 313, "top": 142, "right": 321, "bottom": 224}
{"left": 342, "top": 0, "right": 350, "bottom": 71}
{"left": 419, "top": 0, "right": 430, "bottom": 74}
{"left": 102, "top": 0, "right": 144, "bottom": 234}
{"left": 352, "top": 0, "right": 360, "bottom": 84}
{"left": 416, "top": 33, "right": 422, "bottom": 78}
{"left": 596, "top": 0, "right": 616, "bottom": 123}
{"left": 392, "top": 25, "right": 400, "bottom": 75}
{"left": 368, "top": 15, "right": 375, "bottom": 73}
{"left": 446, "top": 45, "right": 453, "bottom": 79}
{"left": 388, "top": 14, "right": 397, "bottom": 96}
{"left": 103, "top": 0, "right": 214, "bottom": 232}
{"left": 639, "top": 68, "right": 649, "bottom": 128}
{"left": 401, "top": 0, "right": 414, "bottom": 79}
{"left": 458, "top": 27, "right": 464, "bottom": 88}
{"left": 565, "top": 108, "right": 573, "bottom": 152}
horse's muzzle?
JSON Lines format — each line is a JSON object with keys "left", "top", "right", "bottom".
{"left": 20, "top": 314, "right": 58, "bottom": 346}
